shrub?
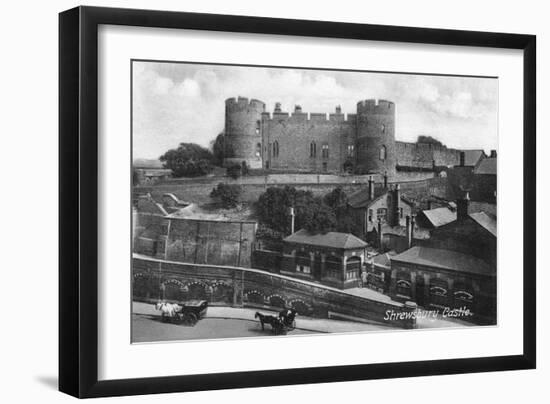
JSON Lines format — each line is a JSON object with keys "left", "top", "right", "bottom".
{"left": 210, "top": 183, "right": 242, "bottom": 208}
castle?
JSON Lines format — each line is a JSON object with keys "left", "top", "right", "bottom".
{"left": 223, "top": 96, "right": 464, "bottom": 176}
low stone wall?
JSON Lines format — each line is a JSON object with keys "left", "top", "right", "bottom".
{"left": 133, "top": 255, "right": 416, "bottom": 329}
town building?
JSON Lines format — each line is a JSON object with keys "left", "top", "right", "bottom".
{"left": 280, "top": 229, "right": 367, "bottom": 289}
{"left": 347, "top": 178, "right": 414, "bottom": 239}
{"left": 389, "top": 246, "right": 496, "bottom": 324}
{"left": 427, "top": 193, "right": 497, "bottom": 267}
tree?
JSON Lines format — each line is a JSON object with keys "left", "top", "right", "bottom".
{"left": 301, "top": 201, "right": 337, "bottom": 234}
{"left": 210, "top": 183, "right": 242, "bottom": 208}
{"left": 255, "top": 186, "right": 336, "bottom": 235}
{"left": 324, "top": 186, "right": 348, "bottom": 210}
{"left": 324, "top": 187, "right": 361, "bottom": 235}
{"left": 417, "top": 135, "right": 444, "bottom": 147}
{"left": 227, "top": 163, "right": 242, "bottom": 179}
{"left": 210, "top": 132, "right": 225, "bottom": 166}
{"left": 159, "top": 143, "right": 214, "bottom": 177}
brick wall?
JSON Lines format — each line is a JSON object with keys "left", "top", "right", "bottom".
{"left": 133, "top": 256, "right": 416, "bottom": 329}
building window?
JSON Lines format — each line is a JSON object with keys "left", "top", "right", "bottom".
{"left": 379, "top": 145, "right": 386, "bottom": 161}
{"left": 322, "top": 143, "right": 329, "bottom": 158}
{"left": 346, "top": 257, "right": 361, "bottom": 281}
{"left": 310, "top": 142, "right": 317, "bottom": 158}
{"left": 396, "top": 279, "right": 411, "bottom": 297}
{"left": 376, "top": 208, "right": 387, "bottom": 222}
{"left": 273, "top": 141, "right": 279, "bottom": 158}
{"left": 347, "top": 144, "right": 355, "bottom": 157}
{"left": 296, "top": 264, "right": 311, "bottom": 274}
{"left": 399, "top": 207, "right": 404, "bottom": 219}
{"left": 430, "top": 284, "right": 448, "bottom": 308}
{"left": 255, "top": 120, "right": 261, "bottom": 135}
{"left": 322, "top": 162, "right": 328, "bottom": 172}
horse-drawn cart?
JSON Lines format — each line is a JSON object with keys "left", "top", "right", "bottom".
{"left": 156, "top": 300, "right": 208, "bottom": 325}
{"left": 255, "top": 308, "right": 297, "bottom": 335}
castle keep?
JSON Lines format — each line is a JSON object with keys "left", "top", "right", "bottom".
{"left": 223, "top": 96, "right": 463, "bottom": 176}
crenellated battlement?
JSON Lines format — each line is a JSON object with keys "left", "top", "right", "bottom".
{"left": 261, "top": 104, "right": 357, "bottom": 124}
{"left": 356, "top": 99, "right": 395, "bottom": 114}
{"left": 225, "top": 96, "right": 266, "bottom": 111}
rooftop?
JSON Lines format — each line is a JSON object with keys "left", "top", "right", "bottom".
{"left": 421, "top": 207, "right": 457, "bottom": 228}
{"left": 462, "top": 150, "right": 486, "bottom": 166}
{"left": 347, "top": 186, "right": 387, "bottom": 208}
{"left": 348, "top": 187, "right": 413, "bottom": 209}
{"left": 391, "top": 246, "right": 494, "bottom": 276}
{"left": 283, "top": 229, "right": 367, "bottom": 250}
{"left": 469, "top": 212, "right": 497, "bottom": 237}
{"left": 474, "top": 157, "right": 497, "bottom": 175}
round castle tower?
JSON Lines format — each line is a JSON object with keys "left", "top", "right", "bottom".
{"left": 355, "top": 99, "right": 396, "bottom": 176}
{"left": 223, "top": 96, "right": 266, "bottom": 169}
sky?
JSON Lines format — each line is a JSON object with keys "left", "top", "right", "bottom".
{"left": 132, "top": 61, "right": 498, "bottom": 160}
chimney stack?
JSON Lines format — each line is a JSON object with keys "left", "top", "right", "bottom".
{"left": 294, "top": 105, "right": 302, "bottom": 113}
{"left": 377, "top": 218, "right": 383, "bottom": 250}
{"left": 289, "top": 207, "right": 295, "bottom": 234}
{"left": 335, "top": 105, "right": 342, "bottom": 114}
{"left": 406, "top": 216, "right": 412, "bottom": 249}
{"left": 457, "top": 192, "right": 470, "bottom": 221}
{"left": 459, "top": 151, "right": 465, "bottom": 167}
{"left": 410, "top": 214, "right": 416, "bottom": 245}
{"left": 388, "top": 184, "right": 401, "bottom": 227}
{"left": 490, "top": 150, "right": 497, "bottom": 158}
{"left": 274, "top": 102, "right": 282, "bottom": 113}
{"left": 368, "top": 176, "right": 375, "bottom": 200}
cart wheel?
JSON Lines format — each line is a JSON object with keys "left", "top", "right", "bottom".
{"left": 187, "top": 312, "right": 198, "bottom": 326}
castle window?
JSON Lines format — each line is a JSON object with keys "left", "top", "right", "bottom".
{"left": 379, "top": 145, "right": 386, "bottom": 161}
{"left": 322, "top": 143, "right": 329, "bottom": 158}
{"left": 255, "top": 120, "right": 261, "bottom": 135}
{"left": 256, "top": 143, "right": 262, "bottom": 158}
{"left": 310, "top": 142, "right": 317, "bottom": 158}
{"left": 273, "top": 141, "right": 279, "bottom": 158}
{"left": 347, "top": 144, "right": 355, "bottom": 157}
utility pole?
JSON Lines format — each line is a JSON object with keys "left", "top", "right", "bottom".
{"left": 289, "top": 207, "right": 295, "bottom": 235}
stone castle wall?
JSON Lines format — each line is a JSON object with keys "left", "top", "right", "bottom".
{"left": 224, "top": 96, "right": 463, "bottom": 176}
{"left": 224, "top": 97, "right": 265, "bottom": 169}
{"left": 395, "top": 141, "right": 461, "bottom": 169}
{"left": 261, "top": 108, "right": 356, "bottom": 173}
{"left": 356, "top": 99, "right": 396, "bottom": 176}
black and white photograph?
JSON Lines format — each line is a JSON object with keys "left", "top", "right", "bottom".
{"left": 131, "top": 61, "right": 498, "bottom": 343}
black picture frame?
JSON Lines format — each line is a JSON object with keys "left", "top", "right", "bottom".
{"left": 59, "top": 6, "right": 536, "bottom": 398}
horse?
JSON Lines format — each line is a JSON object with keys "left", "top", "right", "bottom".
{"left": 255, "top": 312, "right": 285, "bottom": 334}
{"left": 155, "top": 302, "right": 182, "bottom": 322}
{"left": 279, "top": 308, "right": 298, "bottom": 328}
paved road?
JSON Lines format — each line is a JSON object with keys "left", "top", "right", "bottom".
{"left": 132, "top": 302, "right": 471, "bottom": 343}
{"left": 132, "top": 313, "right": 319, "bottom": 343}
{"left": 131, "top": 302, "right": 393, "bottom": 343}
